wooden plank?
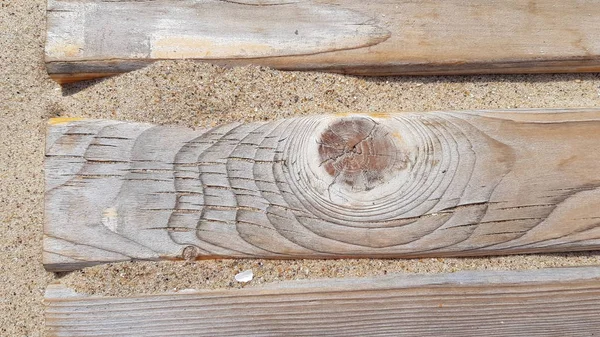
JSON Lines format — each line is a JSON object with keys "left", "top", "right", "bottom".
{"left": 44, "top": 109, "right": 600, "bottom": 271}
{"left": 45, "top": 266, "right": 600, "bottom": 336}
{"left": 46, "top": 0, "right": 600, "bottom": 83}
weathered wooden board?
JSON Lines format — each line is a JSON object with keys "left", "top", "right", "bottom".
{"left": 46, "top": 0, "right": 600, "bottom": 83}
{"left": 45, "top": 266, "right": 600, "bottom": 336}
{"left": 44, "top": 109, "right": 600, "bottom": 271}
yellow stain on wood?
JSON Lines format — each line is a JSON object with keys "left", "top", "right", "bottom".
{"left": 334, "top": 112, "right": 353, "bottom": 117}
{"left": 334, "top": 112, "right": 392, "bottom": 119}
{"left": 368, "top": 112, "right": 391, "bottom": 119}
{"left": 47, "top": 43, "right": 82, "bottom": 58}
{"left": 151, "top": 37, "right": 275, "bottom": 59}
{"left": 101, "top": 207, "right": 120, "bottom": 233}
{"left": 392, "top": 132, "right": 404, "bottom": 142}
{"left": 48, "top": 117, "right": 85, "bottom": 125}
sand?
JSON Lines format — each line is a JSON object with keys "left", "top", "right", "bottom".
{"left": 2, "top": 1, "right": 600, "bottom": 335}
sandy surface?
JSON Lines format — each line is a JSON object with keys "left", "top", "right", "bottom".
{"left": 3, "top": 1, "right": 600, "bottom": 335}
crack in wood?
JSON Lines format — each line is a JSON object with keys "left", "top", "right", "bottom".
{"left": 44, "top": 110, "right": 600, "bottom": 271}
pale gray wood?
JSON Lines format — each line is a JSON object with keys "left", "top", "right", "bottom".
{"left": 46, "top": 0, "right": 600, "bottom": 83}
{"left": 45, "top": 266, "right": 600, "bottom": 337}
{"left": 44, "top": 109, "right": 600, "bottom": 271}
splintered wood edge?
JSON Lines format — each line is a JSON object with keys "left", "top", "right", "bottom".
{"left": 49, "top": 72, "right": 121, "bottom": 84}
{"left": 46, "top": 59, "right": 600, "bottom": 84}
{"left": 45, "top": 266, "right": 600, "bottom": 337}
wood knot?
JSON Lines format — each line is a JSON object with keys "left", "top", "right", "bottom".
{"left": 182, "top": 246, "right": 200, "bottom": 261}
{"left": 318, "top": 117, "right": 406, "bottom": 191}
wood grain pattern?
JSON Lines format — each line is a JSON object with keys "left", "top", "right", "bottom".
{"left": 44, "top": 109, "right": 600, "bottom": 271}
{"left": 45, "top": 266, "right": 600, "bottom": 337}
{"left": 46, "top": 0, "right": 600, "bottom": 83}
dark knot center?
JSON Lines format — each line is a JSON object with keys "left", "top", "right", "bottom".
{"left": 318, "top": 117, "right": 404, "bottom": 191}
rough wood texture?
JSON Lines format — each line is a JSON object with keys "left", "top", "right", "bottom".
{"left": 46, "top": 0, "right": 600, "bottom": 83}
{"left": 44, "top": 109, "right": 600, "bottom": 271}
{"left": 45, "top": 266, "right": 600, "bottom": 336}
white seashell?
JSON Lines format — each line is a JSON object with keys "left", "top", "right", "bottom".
{"left": 234, "top": 270, "right": 253, "bottom": 283}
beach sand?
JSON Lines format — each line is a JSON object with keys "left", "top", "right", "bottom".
{"left": 2, "top": 1, "right": 600, "bottom": 335}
